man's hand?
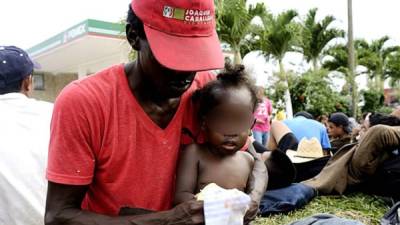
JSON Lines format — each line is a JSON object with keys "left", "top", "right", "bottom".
{"left": 45, "top": 182, "right": 204, "bottom": 225}
{"left": 165, "top": 200, "right": 204, "bottom": 225}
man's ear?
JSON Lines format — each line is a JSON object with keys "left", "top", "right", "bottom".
{"left": 126, "top": 24, "right": 140, "bottom": 51}
{"left": 21, "top": 75, "right": 33, "bottom": 96}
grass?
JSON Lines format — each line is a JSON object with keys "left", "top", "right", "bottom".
{"left": 254, "top": 193, "right": 390, "bottom": 225}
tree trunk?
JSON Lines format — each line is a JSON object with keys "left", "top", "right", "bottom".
{"left": 347, "top": 0, "right": 358, "bottom": 118}
{"left": 233, "top": 47, "right": 242, "bottom": 65}
{"left": 279, "top": 59, "right": 293, "bottom": 119}
{"left": 375, "top": 74, "right": 384, "bottom": 92}
{"left": 312, "top": 58, "right": 319, "bottom": 71}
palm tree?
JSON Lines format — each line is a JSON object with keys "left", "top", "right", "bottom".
{"left": 300, "top": 8, "right": 345, "bottom": 71}
{"left": 323, "top": 42, "right": 366, "bottom": 115}
{"left": 356, "top": 36, "right": 399, "bottom": 91}
{"left": 323, "top": 44, "right": 349, "bottom": 74}
{"left": 215, "top": 0, "right": 267, "bottom": 64}
{"left": 258, "top": 9, "right": 299, "bottom": 118}
{"left": 385, "top": 49, "right": 400, "bottom": 87}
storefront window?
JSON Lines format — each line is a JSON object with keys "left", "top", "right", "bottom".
{"left": 33, "top": 74, "right": 45, "bottom": 90}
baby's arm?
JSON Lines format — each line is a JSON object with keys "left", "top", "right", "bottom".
{"left": 242, "top": 152, "right": 255, "bottom": 191}
{"left": 173, "top": 144, "right": 201, "bottom": 206}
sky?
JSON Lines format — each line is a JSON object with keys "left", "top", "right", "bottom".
{"left": 252, "top": 0, "right": 400, "bottom": 45}
{"left": 1, "top": 0, "right": 399, "bottom": 50}
{"left": 1, "top": 0, "right": 399, "bottom": 89}
{"left": 244, "top": 0, "right": 400, "bottom": 89}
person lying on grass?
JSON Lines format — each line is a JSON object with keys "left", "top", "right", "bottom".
{"left": 174, "top": 65, "right": 263, "bottom": 207}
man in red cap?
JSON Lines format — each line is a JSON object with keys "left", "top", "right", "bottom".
{"left": 44, "top": 1, "right": 267, "bottom": 224}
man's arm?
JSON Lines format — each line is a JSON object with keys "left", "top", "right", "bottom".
{"left": 174, "top": 144, "right": 200, "bottom": 205}
{"left": 45, "top": 182, "right": 204, "bottom": 225}
{"left": 243, "top": 143, "right": 268, "bottom": 224}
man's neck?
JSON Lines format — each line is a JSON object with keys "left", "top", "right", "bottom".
{"left": 124, "top": 61, "right": 182, "bottom": 129}
{"left": 125, "top": 61, "right": 179, "bottom": 105}
{"left": 20, "top": 90, "right": 29, "bottom": 97}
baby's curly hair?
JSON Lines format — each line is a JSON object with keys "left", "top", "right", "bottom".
{"left": 192, "top": 64, "right": 260, "bottom": 118}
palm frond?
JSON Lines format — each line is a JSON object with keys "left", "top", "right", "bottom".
{"left": 216, "top": 0, "right": 268, "bottom": 61}
{"left": 259, "top": 9, "right": 298, "bottom": 60}
{"left": 299, "top": 8, "right": 344, "bottom": 65}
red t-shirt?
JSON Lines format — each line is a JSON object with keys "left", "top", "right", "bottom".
{"left": 46, "top": 64, "right": 214, "bottom": 215}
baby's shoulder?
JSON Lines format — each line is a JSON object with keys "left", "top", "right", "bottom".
{"left": 182, "top": 143, "right": 210, "bottom": 158}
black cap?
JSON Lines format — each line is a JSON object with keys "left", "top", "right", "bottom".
{"left": 294, "top": 111, "right": 313, "bottom": 120}
{"left": 329, "top": 112, "right": 351, "bottom": 133}
{"left": 0, "top": 46, "right": 37, "bottom": 89}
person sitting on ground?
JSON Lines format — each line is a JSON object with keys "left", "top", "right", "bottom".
{"left": 327, "top": 112, "right": 352, "bottom": 154}
{"left": 354, "top": 112, "right": 400, "bottom": 199}
{"left": 352, "top": 112, "right": 400, "bottom": 142}
{"left": 317, "top": 114, "right": 329, "bottom": 129}
{"left": 263, "top": 116, "right": 400, "bottom": 192}
{"left": 390, "top": 106, "right": 400, "bottom": 118}
{"left": 369, "top": 112, "right": 400, "bottom": 127}
{"left": 264, "top": 120, "right": 299, "bottom": 155}
{"left": 274, "top": 111, "right": 331, "bottom": 154}
{"left": 262, "top": 120, "right": 328, "bottom": 182}
{"left": 174, "top": 65, "right": 261, "bottom": 207}
{"left": 303, "top": 112, "right": 400, "bottom": 195}
{"left": 351, "top": 112, "right": 371, "bottom": 142}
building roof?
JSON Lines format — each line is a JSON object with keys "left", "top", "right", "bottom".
{"left": 27, "top": 19, "right": 131, "bottom": 75}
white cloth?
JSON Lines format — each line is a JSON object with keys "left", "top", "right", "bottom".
{"left": 0, "top": 93, "right": 53, "bottom": 225}
{"left": 202, "top": 184, "right": 251, "bottom": 225}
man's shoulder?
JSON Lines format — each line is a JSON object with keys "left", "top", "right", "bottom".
{"left": 25, "top": 95, "right": 53, "bottom": 107}
{"left": 283, "top": 118, "right": 295, "bottom": 126}
{"left": 71, "top": 64, "right": 124, "bottom": 89}
{"left": 55, "top": 64, "right": 124, "bottom": 105}
{"left": 299, "top": 118, "right": 323, "bottom": 128}
{"left": 0, "top": 93, "right": 53, "bottom": 116}
{"left": 308, "top": 119, "right": 326, "bottom": 130}
{"left": 27, "top": 98, "right": 54, "bottom": 114}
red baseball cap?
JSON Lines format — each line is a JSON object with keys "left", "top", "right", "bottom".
{"left": 131, "top": 0, "right": 224, "bottom": 72}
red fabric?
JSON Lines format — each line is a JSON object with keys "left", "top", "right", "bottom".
{"left": 253, "top": 98, "right": 273, "bottom": 132}
{"left": 47, "top": 64, "right": 214, "bottom": 215}
{"left": 131, "top": 0, "right": 224, "bottom": 71}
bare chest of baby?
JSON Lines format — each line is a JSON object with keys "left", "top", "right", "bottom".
{"left": 196, "top": 150, "right": 254, "bottom": 193}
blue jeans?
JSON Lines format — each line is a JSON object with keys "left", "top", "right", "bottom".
{"left": 253, "top": 131, "right": 269, "bottom": 146}
{"left": 259, "top": 183, "right": 316, "bottom": 216}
